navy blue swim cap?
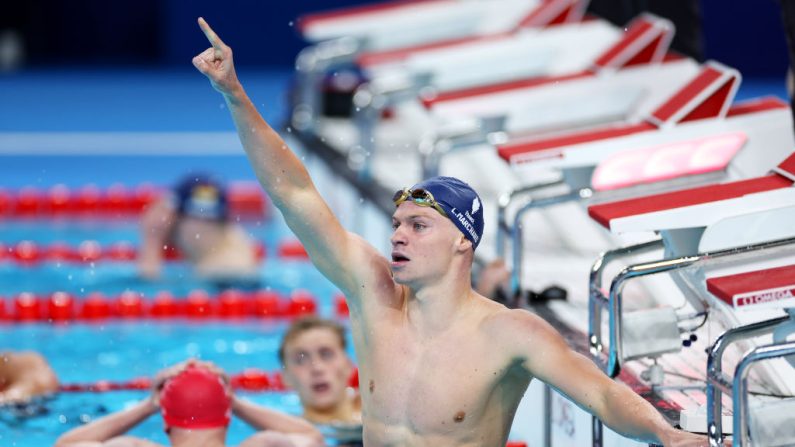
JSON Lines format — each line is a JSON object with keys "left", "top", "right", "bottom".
{"left": 174, "top": 173, "right": 228, "bottom": 222}
{"left": 411, "top": 176, "right": 484, "bottom": 250}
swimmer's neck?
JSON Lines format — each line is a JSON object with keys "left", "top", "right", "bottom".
{"left": 169, "top": 427, "right": 226, "bottom": 447}
{"left": 304, "top": 393, "right": 360, "bottom": 425}
{"left": 404, "top": 276, "right": 476, "bottom": 336}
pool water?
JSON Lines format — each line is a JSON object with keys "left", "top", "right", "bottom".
{"left": 0, "top": 210, "right": 352, "bottom": 446}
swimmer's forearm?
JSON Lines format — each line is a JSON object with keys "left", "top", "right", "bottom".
{"left": 54, "top": 399, "right": 158, "bottom": 446}
{"left": 598, "top": 382, "right": 674, "bottom": 444}
{"left": 232, "top": 396, "right": 323, "bottom": 439}
{"left": 137, "top": 238, "right": 163, "bottom": 280}
{"left": 222, "top": 86, "right": 314, "bottom": 209}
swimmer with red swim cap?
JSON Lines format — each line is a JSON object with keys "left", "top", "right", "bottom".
{"left": 194, "top": 16, "right": 720, "bottom": 447}
{"left": 55, "top": 360, "right": 323, "bottom": 447}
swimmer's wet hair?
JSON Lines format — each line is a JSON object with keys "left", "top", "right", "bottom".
{"left": 278, "top": 316, "right": 347, "bottom": 365}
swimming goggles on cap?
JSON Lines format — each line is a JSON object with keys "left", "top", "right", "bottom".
{"left": 392, "top": 188, "right": 447, "bottom": 217}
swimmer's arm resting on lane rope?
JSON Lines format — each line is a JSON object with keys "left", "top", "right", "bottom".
{"left": 192, "top": 17, "right": 393, "bottom": 307}
{"left": 502, "top": 310, "right": 721, "bottom": 447}
{"left": 0, "top": 351, "right": 59, "bottom": 404}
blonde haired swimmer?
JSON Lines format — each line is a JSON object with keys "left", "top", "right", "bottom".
{"left": 240, "top": 317, "right": 363, "bottom": 445}
{"left": 55, "top": 361, "right": 323, "bottom": 447}
{"left": 278, "top": 317, "right": 361, "bottom": 427}
{"left": 193, "top": 17, "right": 722, "bottom": 447}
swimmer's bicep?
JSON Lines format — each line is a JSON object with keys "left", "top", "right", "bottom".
{"left": 280, "top": 193, "right": 389, "bottom": 296}
{"left": 513, "top": 314, "right": 612, "bottom": 417}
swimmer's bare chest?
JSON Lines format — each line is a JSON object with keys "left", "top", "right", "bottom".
{"left": 354, "top": 316, "right": 530, "bottom": 446}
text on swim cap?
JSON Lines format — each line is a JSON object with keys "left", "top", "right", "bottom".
{"left": 451, "top": 207, "right": 479, "bottom": 243}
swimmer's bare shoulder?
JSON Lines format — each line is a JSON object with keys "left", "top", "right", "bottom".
{"left": 479, "top": 301, "right": 572, "bottom": 379}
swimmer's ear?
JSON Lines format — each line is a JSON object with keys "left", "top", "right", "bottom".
{"left": 456, "top": 235, "right": 472, "bottom": 253}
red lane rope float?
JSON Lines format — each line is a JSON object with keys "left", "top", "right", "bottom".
{"left": 0, "top": 240, "right": 267, "bottom": 265}
{"left": 59, "top": 368, "right": 360, "bottom": 393}
{"left": 1, "top": 289, "right": 323, "bottom": 323}
{"left": 335, "top": 293, "right": 349, "bottom": 317}
{"left": 277, "top": 239, "right": 309, "bottom": 260}
{"left": 0, "top": 182, "right": 268, "bottom": 219}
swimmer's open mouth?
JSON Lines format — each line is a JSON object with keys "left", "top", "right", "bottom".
{"left": 391, "top": 252, "right": 409, "bottom": 263}
{"left": 312, "top": 382, "right": 330, "bottom": 393}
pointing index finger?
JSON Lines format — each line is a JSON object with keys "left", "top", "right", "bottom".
{"left": 198, "top": 17, "right": 225, "bottom": 50}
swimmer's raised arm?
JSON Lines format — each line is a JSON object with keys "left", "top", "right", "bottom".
{"left": 500, "top": 311, "right": 718, "bottom": 447}
{"left": 192, "top": 18, "right": 392, "bottom": 304}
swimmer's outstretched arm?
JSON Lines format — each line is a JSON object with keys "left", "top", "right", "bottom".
{"left": 501, "top": 311, "right": 722, "bottom": 447}
{"left": 193, "top": 18, "right": 395, "bottom": 306}
{"left": 53, "top": 397, "right": 161, "bottom": 447}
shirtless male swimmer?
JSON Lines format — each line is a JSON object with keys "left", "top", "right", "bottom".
{"left": 192, "top": 17, "right": 719, "bottom": 447}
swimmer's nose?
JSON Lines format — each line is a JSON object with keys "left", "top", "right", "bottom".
{"left": 390, "top": 227, "right": 407, "bottom": 247}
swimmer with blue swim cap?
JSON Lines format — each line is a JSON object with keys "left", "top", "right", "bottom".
{"left": 55, "top": 360, "right": 323, "bottom": 447}
{"left": 393, "top": 176, "right": 485, "bottom": 247}
{"left": 138, "top": 173, "right": 259, "bottom": 285}
{"left": 195, "top": 16, "right": 717, "bottom": 446}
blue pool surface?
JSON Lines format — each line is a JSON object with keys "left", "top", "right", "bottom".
{"left": 1, "top": 319, "right": 355, "bottom": 446}
{"left": 0, "top": 200, "right": 349, "bottom": 447}
{"left": 0, "top": 218, "right": 340, "bottom": 302}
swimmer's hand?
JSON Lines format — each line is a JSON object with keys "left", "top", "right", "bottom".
{"left": 150, "top": 359, "right": 232, "bottom": 405}
{"left": 661, "top": 429, "right": 732, "bottom": 447}
{"left": 193, "top": 17, "right": 241, "bottom": 96}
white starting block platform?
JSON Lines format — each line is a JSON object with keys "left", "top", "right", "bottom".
{"left": 298, "top": 0, "right": 562, "bottom": 50}
{"left": 498, "top": 62, "right": 793, "bottom": 185}
{"left": 359, "top": 17, "right": 621, "bottom": 95}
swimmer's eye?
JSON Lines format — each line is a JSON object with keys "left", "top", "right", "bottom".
{"left": 291, "top": 352, "right": 309, "bottom": 366}
{"left": 391, "top": 221, "right": 399, "bottom": 230}
{"left": 319, "top": 347, "right": 336, "bottom": 361}
{"left": 413, "top": 223, "right": 426, "bottom": 231}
